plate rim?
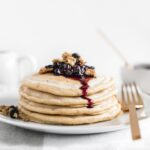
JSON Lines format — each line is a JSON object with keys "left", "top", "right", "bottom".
{"left": 0, "top": 114, "right": 129, "bottom": 134}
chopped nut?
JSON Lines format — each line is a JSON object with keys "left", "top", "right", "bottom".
{"left": 0, "top": 105, "right": 9, "bottom": 116}
{"left": 62, "top": 52, "right": 72, "bottom": 59}
{"left": 39, "top": 67, "right": 53, "bottom": 74}
{"left": 64, "top": 56, "right": 76, "bottom": 66}
{"left": 78, "top": 57, "right": 86, "bottom": 66}
{"left": 85, "top": 68, "right": 96, "bottom": 77}
{"left": 52, "top": 58, "right": 63, "bottom": 63}
{"left": 61, "top": 52, "right": 77, "bottom": 66}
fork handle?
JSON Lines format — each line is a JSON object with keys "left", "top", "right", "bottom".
{"left": 129, "top": 102, "right": 141, "bottom": 140}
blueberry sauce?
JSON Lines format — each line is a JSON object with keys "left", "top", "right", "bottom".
{"left": 71, "top": 77, "right": 93, "bottom": 108}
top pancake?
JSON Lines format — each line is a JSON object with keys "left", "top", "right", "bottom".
{"left": 21, "top": 73, "right": 115, "bottom": 97}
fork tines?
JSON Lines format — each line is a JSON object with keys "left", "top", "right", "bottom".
{"left": 121, "top": 82, "right": 144, "bottom": 111}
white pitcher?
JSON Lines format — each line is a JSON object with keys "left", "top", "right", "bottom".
{"left": 0, "top": 50, "right": 37, "bottom": 89}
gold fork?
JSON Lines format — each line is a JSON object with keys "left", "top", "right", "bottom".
{"left": 121, "top": 82, "right": 144, "bottom": 140}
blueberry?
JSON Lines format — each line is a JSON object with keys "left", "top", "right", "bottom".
{"left": 72, "top": 53, "right": 80, "bottom": 59}
{"left": 73, "top": 65, "right": 81, "bottom": 74}
{"left": 55, "top": 62, "right": 70, "bottom": 70}
{"left": 63, "top": 63, "right": 71, "bottom": 70}
{"left": 9, "top": 105, "right": 17, "bottom": 110}
{"left": 57, "top": 62, "right": 64, "bottom": 69}
{"left": 45, "top": 65, "right": 53, "bottom": 69}
{"left": 53, "top": 68, "right": 61, "bottom": 75}
{"left": 80, "top": 66, "right": 86, "bottom": 73}
{"left": 72, "top": 65, "right": 86, "bottom": 77}
{"left": 65, "top": 69, "right": 73, "bottom": 76}
{"left": 9, "top": 106, "right": 19, "bottom": 119}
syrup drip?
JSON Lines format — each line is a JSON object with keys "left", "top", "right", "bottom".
{"left": 71, "top": 77, "right": 93, "bottom": 108}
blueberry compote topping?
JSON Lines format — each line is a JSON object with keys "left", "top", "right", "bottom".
{"left": 39, "top": 52, "right": 96, "bottom": 108}
{"left": 43, "top": 52, "right": 96, "bottom": 78}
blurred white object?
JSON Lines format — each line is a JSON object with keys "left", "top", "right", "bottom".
{"left": 0, "top": 50, "right": 37, "bottom": 88}
{"left": 121, "top": 64, "right": 150, "bottom": 95}
{"left": 0, "top": 87, "right": 18, "bottom": 105}
{"left": 97, "top": 29, "right": 150, "bottom": 95}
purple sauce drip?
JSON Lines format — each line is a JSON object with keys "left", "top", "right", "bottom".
{"left": 71, "top": 77, "right": 93, "bottom": 108}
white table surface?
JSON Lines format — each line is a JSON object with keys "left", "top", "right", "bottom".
{"left": 0, "top": 89, "right": 150, "bottom": 150}
{"left": 0, "top": 118, "right": 150, "bottom": 150}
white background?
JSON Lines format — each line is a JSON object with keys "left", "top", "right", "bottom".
{"left": 0, "top": 0, "right": 150, "bottom": 76}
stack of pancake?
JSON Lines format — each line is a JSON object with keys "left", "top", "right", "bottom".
{"left": 19, "top": 73, "right": 121, "bottom": 125}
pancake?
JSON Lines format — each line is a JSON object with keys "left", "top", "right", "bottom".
{"left": 21, "top": 73, "right": 115, "bottom": 96}
{"left": 20, "top": 86, "right": 117, "bottom": 106}
{"left": 19, "top": 96, "right": 119, "bottom": 116}
{"left": 19, "top": 103, "right": 121, "bottom": 125}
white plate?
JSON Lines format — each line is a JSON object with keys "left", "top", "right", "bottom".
{"left": 0, "top": 91, "right": 149, "bottom": 134}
